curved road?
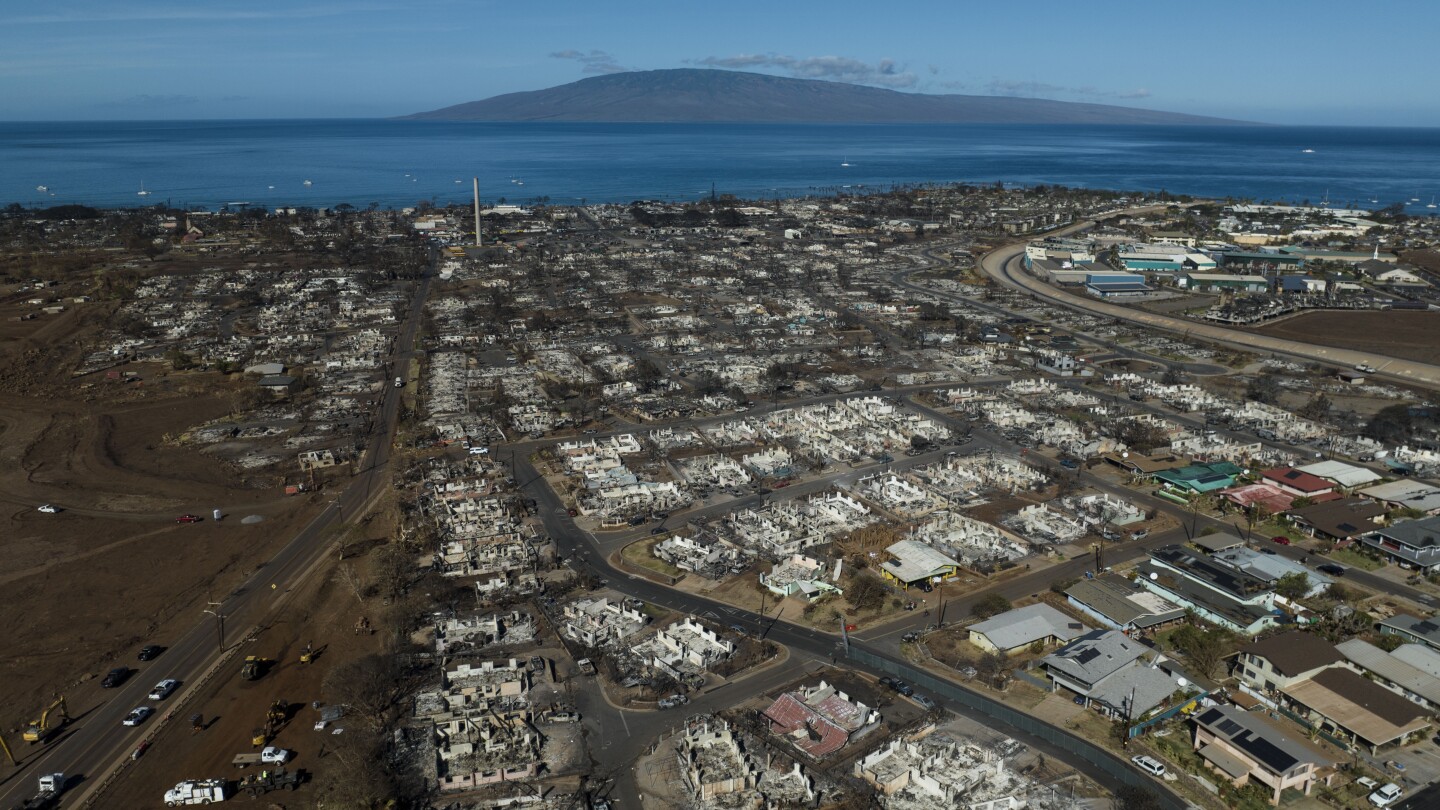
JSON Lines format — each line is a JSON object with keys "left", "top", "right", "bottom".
{"left": 0, "top": 263, "right": 434, "bottom": 809}
{"left": 972, "top": 223, "right": 1440, "bottom": 391}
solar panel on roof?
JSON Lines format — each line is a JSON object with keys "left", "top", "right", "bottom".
{"left": 1196, "top": 707, "right": 1224, "bottom": 725}
{"left": 1417, "top": 622, "right": 1440, "bottom": 634}
{"left": 1217, "top": 719, "right": 1242, "bottom": 735}
{"left": 1240, "top": 735, "right": 1299, "bottom": 773}
{"left": 1075, "top": 648, "right": 1101, "bottom": 665}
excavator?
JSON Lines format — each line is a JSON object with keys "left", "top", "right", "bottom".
{"left": 252, "top": 700, "right": 288, "bottom": 747}
{"left": 23, "top": 698, "right": 69, "bottom": 744}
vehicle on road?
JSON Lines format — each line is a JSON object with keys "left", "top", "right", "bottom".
{"left": 1367, "top": 782, "right": 1402, "bottom": 807}
{"left": 17, "top": 773, "right": 65, "bottom": 810}
{"left": 901, "top": 632, "right": 920, "bottom": 642}
{"left": 176, "top": 514, "right": 202, "bottom": 523}
{"left": 1317, "top": 563, "right": 1346, "bottom": 576}
{"left": 879, "top": 676, "right": 897, "bottom": 689}
{"left": 394, "top": 376, "right": 404, "bottom": 388}
{"left": 122, "top": 707, "right": 154, "bottom": 726}
{"left": 138, "top": 644, "right": 165, "bottom": 661}
{"left": 37, "top": 504, "right": 59, "bottom": 513}
{"left": 240, "top": 656, "right": 269, "bottom": 681}
{"left": 1059, "top": 458, "right": 1079, "bottom": 470}
{"left": 102, "top": 667, "right": 130, "bottom": 688}
{"left": 1131, "top": 755, "right": 1166, "bottom": 777}
{"left": 649, "top": 526, "right": 666, "bottom": 535}
{"left": 1271, "top": 535, "right": 1291, "bottom": 545}
{"left": 148, "top": 679, "right": 179, "bottom": 700}
{"left": 468, "top": 447, "right": 487, "bottom": 455}
{"left": 164, "top": 779, "right": 228, "bottom": 806}
{"left": 576, "top": 658, "right": 597, "bottom": 676}
{"left": 913, "top": 694, "right": 938, "bottom": 710}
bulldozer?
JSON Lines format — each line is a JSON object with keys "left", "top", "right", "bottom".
{"left": 23, "top": 698, "right": 68, "bottom": 744}
{"left": 240, "top": 656, "right": 269, "bottom": 681}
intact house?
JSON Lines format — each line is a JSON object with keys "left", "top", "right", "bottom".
{"left": 968, "top": 603, "right": 1090, "bottom": 655}
{"left": 1287, "top": 497, "right": 1387, "bottom": 544}
{"left": 1379, "top": 613, "right": 1440, "bottom": 653}
{"left": 1232, "top": 631, "right": 1343, "bottom": 694}
{"left": 1042, "top": 629, "right": 1205, "bottom": 722}
{"left": 1360, "top": 516, "right": 1440, "bottom": 573}
{"left": 1191, "top": 705, "right": 1336, "bottom": 805}
{"left": 1359, "top": 481, "right": 1440, "bottom": 516}
{"left": 1065, "top": 575, "right": 1186, "bottom": 633}
{"left": 1280, "top": 667, "right": 1433, "bottom": 754}
{"left": 1259, "top": 467, "right": 1337, "bottom": 501}
{"left": 1335, "top": 638, "right": 1440, "bottom": 711}
{"left": 878, "top": 539, "right": 962, "bottom": 590}
{"left": 1134, "top": 545, "right": 1283, "bottom": 635}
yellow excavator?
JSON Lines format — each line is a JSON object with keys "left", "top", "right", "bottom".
{"left": 23, "top": 697, "right": 69, "bottom": 744}
{"left": 252, "top": 700, "right": 288, "bottom": 746}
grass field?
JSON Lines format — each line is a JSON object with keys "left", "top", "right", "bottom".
{"left": 1328, "top": 546, "right": 1384, "bottom": 571}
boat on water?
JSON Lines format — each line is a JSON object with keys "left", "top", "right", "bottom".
{"left": 36, "top": 185, "right": 48, "bottom": 192}
{"left": 1429, "top": 197, "right": 1437, "bottom": 209}
{"left": 137, "top": 181, "right": 150, "bottom": 197}
{"left": 1301, "top": 148, "right": 1315, "bottom": 154}
{"left": 303, "top": 179, "right": 313, "bottom": 186}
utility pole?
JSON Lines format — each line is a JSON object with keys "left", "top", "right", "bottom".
{"left": 1093, "top": 542, "right": 1102, "bottom": 575}
{"left": 203, "top": 602, "right": 226, "bottom": 651}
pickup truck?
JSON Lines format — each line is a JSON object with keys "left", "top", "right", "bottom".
{"left": 232, "top": 747, "right": 291, "bottom": 768}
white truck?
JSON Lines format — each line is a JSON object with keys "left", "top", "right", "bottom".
{"left": 231, "top": 746, "right": 291, "bottom": 768}
{"left": 393, "top": 376, "right": 404, "bottom": 388}
{"left": 164, "top": 779, "right": 228, "bottom": 806}
{"left": 17, "top": 773, "right": 65, "bottom": 810}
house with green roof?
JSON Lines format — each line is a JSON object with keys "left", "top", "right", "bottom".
{"left": 1154, "top": 462, "right": 1244, "bottom": 495}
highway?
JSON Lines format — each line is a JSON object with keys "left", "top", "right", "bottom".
{"left": 973, "top": 223, "right": 1440, "bottom": 391}
{"left": 0, "top": 260, "right": 435, "bottom": 809}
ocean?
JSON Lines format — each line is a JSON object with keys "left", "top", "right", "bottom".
{"left": 5, "top": 119, "right": 1440, "bottom": 212}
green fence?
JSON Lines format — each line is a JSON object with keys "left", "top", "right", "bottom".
{"left": 846, "top": 646, "right": 1194, "bottom": 810}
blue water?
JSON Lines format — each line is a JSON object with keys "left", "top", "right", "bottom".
{"left": 4, "top": 119, "right": 1440, "bottom": 212}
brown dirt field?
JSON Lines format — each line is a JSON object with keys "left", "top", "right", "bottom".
{"left": 100, "top": 535, "right": 391, "bottom": 810}
{"left": 1251, "top": 310, "right": 1440, "bottom": 365}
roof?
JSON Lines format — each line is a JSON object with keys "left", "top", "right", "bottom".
{"left": 881, "top": 539, "right": 959, "bottom": 584}
{"left": 1219, "top": 483, "right": 1295, "bottom": 514}
{"left": 1390, "top": 643, "right": 1440, "bottom": 678}
{"left": 1295, "top": 460, "right": 1383, "bottom": 489}
{"left": 1369, "top": 516, "right": 1440, "bottom": 550}
{"left": 1198, "top": 744, "right": 1253, "bottom": 780}
{"left": 969, "top": 603, "right": 1089, "bottom": 651}
{"left": 1335, "top": 638, "right": 1440, "bottom": 706}
{"left": 1380, "top": 614, "right": 1440, "bottom": 647}
{"left": 1282, "top": 668, "right": 1432, "bottom": 747}
{"left": 1043, "top": 629, "right": 1149, "bottom": 687}
{"left": 1086, "top": 282, "right": 1153, "bottom": 293}
{"left": 1087, "top": 662, "right": 1186, "bottom": 718}
{"left": 1102, "top": 451, "right": 1190, "bottom": 475}
{"left": 1261, "top": 468, "right": 1334, "bottom": 494}
{"left": 1154, "top": 462, "right": 1243, "bottom": 493}
{"left": 256, "top": 374, "right": 296, "bottom": 387}
{"left": 1192, "top": 532, "right": 1246, "bottom": 553}
{"left": 1135, "top": 559, "right": 1278, "bottom": 631}
{"left": 762, "top": 693, "right": 847, "bottom": 758}
{"left": 1360, "top": 481, "right": 1440, "bottom": 511}
{"left": 1212, "top": 548, "right": 1332, "bottom": 591}
{"left": 1237, "top": 631, "right": 1342, "bottom": 677}
{"left": 1150, "top": 545, "right": 1272, "bottom": 601}
{"left": 1193, "top": 705, "right": 1337, "bottom": 775}
{"left": 1288, "top": 497, "right": 1388, "bottom": 539}
{"left": 1065, "top": 576, "right": 1186, "bottom": 629}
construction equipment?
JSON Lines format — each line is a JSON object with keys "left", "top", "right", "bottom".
{"left": 251, "top": 727, "right": 270, "bottom": 748}
{"left": 299, "top": 643, "right": 314, "bottom": 664}
{"left": 23, "top": 697, "right": 69, "bottom": 744}
{"left": 240, "top": 655, "right": 268, "bottom": 681}
{"left": 239, "top": 768, "right": 305, "bottom": 797}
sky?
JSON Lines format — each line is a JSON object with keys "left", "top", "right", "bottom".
{"left": 3, "top": 0, "right": 1439, "bottom": 125}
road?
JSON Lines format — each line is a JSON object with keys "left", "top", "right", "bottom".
{"left": 0, "top": 261, "right": 435, "bottom": 809}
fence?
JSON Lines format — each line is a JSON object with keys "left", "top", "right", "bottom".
{"left": 846, "top": 646, "right": 1195, "bottom": 810}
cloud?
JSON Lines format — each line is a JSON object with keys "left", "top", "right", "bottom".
{"left": 986, "top": 79, "right": 1151, "bottom": 101}
{"left": 550, "top": 49, "right": 628, "bottom": 75}
{"left": 691, "top": 53, "right": 918, "bottom": 89}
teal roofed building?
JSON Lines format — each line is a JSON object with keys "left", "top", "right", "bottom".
{"left": 1154, "top": 461, "right": 1245, "bottom": 494}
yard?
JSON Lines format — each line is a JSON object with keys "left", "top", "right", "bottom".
{"left": 620, "top": 535, "right": 685, "bottom": 579}
{"left": 1325, "top": 546, "right": 1384, "bottom": 572}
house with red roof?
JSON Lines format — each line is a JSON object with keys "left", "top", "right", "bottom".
{"left": 761, "top": 680, "right": 877, "bottom": 760}
{"left": 1260, "top": 468, "right": 1336, "bottom": 500}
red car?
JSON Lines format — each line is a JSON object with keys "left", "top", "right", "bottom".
{"left": 1271, "top": 535, "right": 1290, "bottom": 545}
{"left": 176, "top": 514, "right": 203, "bottom": 523}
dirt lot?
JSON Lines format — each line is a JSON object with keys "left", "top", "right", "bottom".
{"left": 1251, "top": 309, "right": 1440, "bottom": 365}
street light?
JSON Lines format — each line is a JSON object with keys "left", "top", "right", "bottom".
{"left": 202, "top": 602, "right": 226, "bottom": 651}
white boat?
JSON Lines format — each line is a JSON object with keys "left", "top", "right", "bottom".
{"left": 1301, "top": 148, "right": 1314, "bottom": 153}
{"left": 840, "top": 156, "right": 851, "bottom": 167}
{"left": 267, "top": 185, "right": 275, "bottom": 189}
{"left": 1429, "top": 197, "right": 1437, "bottom": 209}
{"left": 36, "top": 185, "right": 48, "bottom": 192}
{"left": 303, "top": 179, "right": 313, "bottom": 186}
{"left": 137, "top": 181, "right": 150, "bottom": 197}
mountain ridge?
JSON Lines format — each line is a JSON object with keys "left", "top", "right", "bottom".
{"left": 400, "top": 69, "right": 1247, "bottom": 125}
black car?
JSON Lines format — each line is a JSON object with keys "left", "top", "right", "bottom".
{"left": 893, "top": 680, "right": 913, "bottom": 696}
{"left": 879, "top": 676, "right": 897, "bottom": 689}
{"left": 101, "top": 667, "right": 130, "bottom": 688}
{"left": 138, "top": 645, "right": 164, "bottom": 661}
{"left": 1317, "top": 563, "right": 1346, "bottom": 577}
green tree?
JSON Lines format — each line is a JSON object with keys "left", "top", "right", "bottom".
{"left": 1377, "top": 633, "right": 1405, "bottom": 652}
{"left": 1274, "top": 572, "right": 1311, "bottom": 601}
{"left": 847, "top": 573, "right": 889, "bottom": 612}
{"left": 971, "top": 593, "right": 1012, "bottom": 620}
{"left": 1169, "top": 622, "right": 1235, "bottom": 678}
